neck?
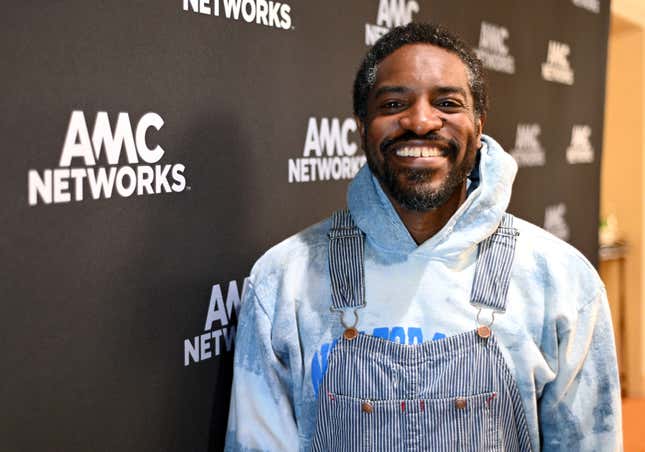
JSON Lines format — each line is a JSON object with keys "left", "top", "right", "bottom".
{"left": 388, "top": 182, "right": 468, "bottom": 245}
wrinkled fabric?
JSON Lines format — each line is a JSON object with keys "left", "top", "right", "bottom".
{"left": 313, "top": 210, "right": 530, "bottom": 451}
{"left": 225, "top": 135, "right": 622, "bottom": 452}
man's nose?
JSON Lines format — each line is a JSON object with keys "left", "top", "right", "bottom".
{"left": 398, "top": 102, "right": 444, "bottom": 135}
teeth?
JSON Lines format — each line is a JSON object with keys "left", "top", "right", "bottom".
{"left": 395, "top": 147, "right": 442, "bottom": 158}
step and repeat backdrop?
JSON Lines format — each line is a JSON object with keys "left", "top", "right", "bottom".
{"left": 1, "top": 1, "right": 609, "bottom": 450}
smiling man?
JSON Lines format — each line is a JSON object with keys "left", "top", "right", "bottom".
{"left": 225, "top": 23, "right": 622, "bottom": 451}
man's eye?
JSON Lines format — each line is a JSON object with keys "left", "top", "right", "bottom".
{"left": 382, "top": 100, "right": 403, "bottom": 109}
{"left": 437, "top": 99, "right": 462, "bottom": 109}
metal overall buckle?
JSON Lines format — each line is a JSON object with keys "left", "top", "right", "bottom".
{"left": 476, "top": 308, "right": 496, "bottom": 339}
{"left": 340, "top": 309, "right": 360, "bottom": 341}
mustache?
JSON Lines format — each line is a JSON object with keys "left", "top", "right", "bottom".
{"left": 380, "top": 132, "right": 460, "bottom": 155}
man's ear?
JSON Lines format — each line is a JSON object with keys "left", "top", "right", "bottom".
{"left": 475, "top": 113, "right": 486, "bottom": 147}
{"left": 355, "top": 115, "right": 366, "bottom": 148}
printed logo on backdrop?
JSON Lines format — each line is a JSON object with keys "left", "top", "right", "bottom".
{"left": 184, "top": 278, "right": 248, "bottom": 366}
{"left": 288, "top": 117, "right": 366, "bottom": 183}
{"left": 475, "top": 21, "right": 515, "bottom": 74}
{"left": 28, "top": 111, "right": 186, "bottom": 206}
{"left": 544, "top": 203, "right": 570, "bottom": 241}
{"left": 182, "top": 0, "right": 292, "bottom": 30}
{"left": 510, "top": 123, "right": 546, "bottom": 167}
{"left": 541, "top": 40, "right": 574, "bottom": 85}
{"left": 566, "top": 125, "right": 595, "bottom": 164}
{"left": 365, "top": 0, "right": 419, "bottom": 46}
{"left": 572, "top": 0, "right": 600, "bottom": 13}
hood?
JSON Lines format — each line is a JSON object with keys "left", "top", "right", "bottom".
{"left": 347, "top": 134, "right": 517, "bottom": 261}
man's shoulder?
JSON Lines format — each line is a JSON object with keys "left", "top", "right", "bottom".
{"left": 511, "top": 215, "right": 604, "bottom": 304}
{"left": 250, "top": 215, "right": 331, "bottom": 280}
{"left": 512, "top": 215, "right": 593, "bottom": 267}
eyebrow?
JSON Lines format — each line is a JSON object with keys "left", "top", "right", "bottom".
{"left": 372, "top": 84, "right": 468, "bottom": 99}
{"left": 435, "top": 86, "right": 468, "bottom": 98}
{"left": 372, "top": 85, "right": 411, "bottom": 98}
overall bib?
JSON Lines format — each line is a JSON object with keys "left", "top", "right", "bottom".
{"left": 311, "top": 210, "right": 533, "bottom": 452}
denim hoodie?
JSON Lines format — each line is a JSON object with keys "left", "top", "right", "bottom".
{"left": 225, "top": 135, "right": 622, "bottom": 451}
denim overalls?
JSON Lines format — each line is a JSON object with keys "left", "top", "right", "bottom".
{"left": 311, "top": 210, "right": 533, "bottom": 451}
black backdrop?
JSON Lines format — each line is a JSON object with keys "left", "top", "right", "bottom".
{"left": 1, "top": 1, "right": 609, "bottom": 450}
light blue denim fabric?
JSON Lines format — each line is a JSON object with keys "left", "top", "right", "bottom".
{"left": 225, "top": 135, "right": 623, "bottom": 452}
{"left": 312, "top": 332, "right": 528, "bottom": 451}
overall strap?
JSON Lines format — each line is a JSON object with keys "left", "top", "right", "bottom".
{"left": 470, "top": 213, "right": 519, "bottom": 313}
{"left": 328, "top": 209, "right": 366, "bottom": 312}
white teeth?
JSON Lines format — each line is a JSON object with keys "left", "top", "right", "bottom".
{"left": 395, "top": 147, "right": 442, "bottom": 157}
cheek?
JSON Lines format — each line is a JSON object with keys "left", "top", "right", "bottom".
{"left": 365, "top": 124, "right": 385, "bottom": 151}
{"left": 368, "top": 119, "right": 397, "bottom": 146}
{"left": 452, "top": 119, "right": 479, "bottom": 142}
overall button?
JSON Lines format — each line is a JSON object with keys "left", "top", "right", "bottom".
{"left": 343, "top": 327, "right": 358, "bottom": 340}
{"left": 477, "top": 325, "right": 491, "bottom": 339}
{"left": 455, "top": 397, "right": 467, "bottom": 409}
{"left": 361, "top": 401, "right": 373, "bottom": 413}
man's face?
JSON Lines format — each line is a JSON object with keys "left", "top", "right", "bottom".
{"left": 360, "top": 44, "right": 483, "bottom": 211}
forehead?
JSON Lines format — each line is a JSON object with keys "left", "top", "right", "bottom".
{"left": 372, "top": 43, "right": 471, "bottom": 96}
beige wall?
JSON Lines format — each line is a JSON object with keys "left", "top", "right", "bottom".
{"left": 612, "top": 0, "right": 645, "bottom": 26}
{"left": 602, "top": 0, "right": 645, "bottom": 396}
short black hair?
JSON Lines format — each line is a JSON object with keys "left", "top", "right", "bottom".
{"left": 353, "top": 22, "right": 488, "bottom": 123}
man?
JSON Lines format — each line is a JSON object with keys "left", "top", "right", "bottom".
{"left": 225, "top": 23, "right": 622, "bottom": 451}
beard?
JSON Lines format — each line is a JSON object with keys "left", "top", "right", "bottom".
{"left": 365, "top": 132, "right": 478, "bottom": 212}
